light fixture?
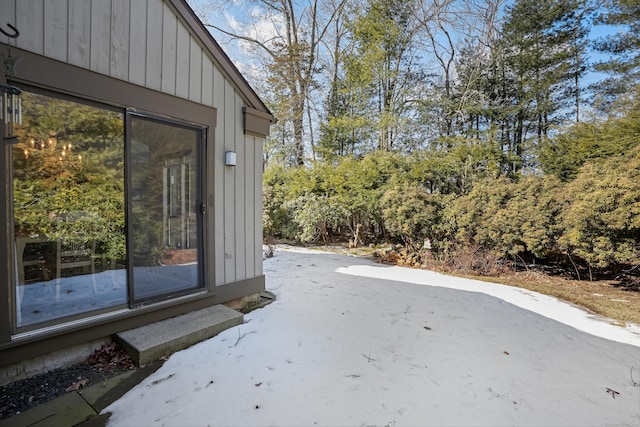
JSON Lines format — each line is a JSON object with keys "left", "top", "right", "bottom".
{"left": 225, "top": 151, "right": 237, "bottom": 166}
{"left": 1, "top": 84, "right": 21, "bottom": 144}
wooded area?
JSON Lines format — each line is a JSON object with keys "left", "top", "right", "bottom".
{"left": 195, "top": 0, "right": 640, "bottom": 278}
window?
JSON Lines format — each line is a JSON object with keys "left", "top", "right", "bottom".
{"left": 13, "top": 90, "right": 126, "bottom": 327}
{"left": 11, "top": 89, "right": 205, "bottom": 329}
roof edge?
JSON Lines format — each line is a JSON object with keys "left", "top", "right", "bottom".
{"left": 243, "top": 106, "right": 276, "bottom": 138}
{"left": 169, "top": 0, "right": 273, "bottom": 119}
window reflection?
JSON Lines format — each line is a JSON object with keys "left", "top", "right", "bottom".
{"left": 13, "top": 90, "right": 127, "bottom": 327}
{"left": 130, "top": 115, "right": 201, "bottom": 301}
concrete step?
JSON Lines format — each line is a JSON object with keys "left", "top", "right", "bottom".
{"left": 116, "top": 305, "right": 244, "bottom": 365}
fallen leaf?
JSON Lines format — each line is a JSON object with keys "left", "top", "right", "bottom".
{"left": 65, "top": 379, "right": 87, "bottom": 392}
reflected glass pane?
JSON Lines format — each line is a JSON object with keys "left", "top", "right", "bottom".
{"left": 130, "top": 116, "right": 201, "bottom": 301}
{"left": 13, "top": 90, "right": 127, "bottom": 327}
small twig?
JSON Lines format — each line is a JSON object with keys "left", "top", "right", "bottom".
{"left": 233, "top": 329, "right": 257, "bottom": 347}
{"left": 149, "top": 373, "right": 175, "bottom": 386}
{"left": 566, "top": 253, "right": 581, "bottom": 281}
{"left": 363, "top": 351, "right": 376, "bottom": 362}
{"left": 631, "top": 367, "right": 640, "bottom": 387}
{"left": 515, "top": 253, "right": 529, "bottom": 272}
{"left": 606, "top": 387, "right": 620, "bottom": 399}
{"left": 622, "top": 263, "right": 640, "bottom": 274}
{"left": 487, "top": 387, "right": 505, "bottom": 398}
{"left": 345, "top": 373, "right": 361, "bottom": 378}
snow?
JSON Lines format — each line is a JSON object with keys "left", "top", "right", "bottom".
{"left": 105, "top": 246, "right": 640, "bottom": 426}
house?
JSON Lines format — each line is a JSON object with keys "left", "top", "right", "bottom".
{"left": 0, "top": 0, "right": 272, "bottom": 375}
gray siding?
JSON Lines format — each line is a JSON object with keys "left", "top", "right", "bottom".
{"left": 2, "top": 0, "right": 264, "bottom": 286}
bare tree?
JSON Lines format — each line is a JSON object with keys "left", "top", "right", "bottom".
{"left": 412, "top": 0, "right": 505, "bottom": 137}
{"left": 193, "top": 0, "right": 346, "bottom": 166}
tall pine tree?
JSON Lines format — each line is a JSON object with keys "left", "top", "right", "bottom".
{"left": 592, "top": 0, "right": 640, "bottom": 109}
{"left": 495, "top": 0, "right": 590, "bottom": 172}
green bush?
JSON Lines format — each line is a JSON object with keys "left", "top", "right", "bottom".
{"left": 559, "top": 146, "right": 640, "bottom": 269}
{"left": 380, "top": 182, "right": 443, "bottom": 251}
{"left": 285, "top": 193, "right": 350, "bottom": 243}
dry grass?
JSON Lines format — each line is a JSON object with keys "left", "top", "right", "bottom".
{"left": 474, "top": 271, "right": 640, "bottom": 327}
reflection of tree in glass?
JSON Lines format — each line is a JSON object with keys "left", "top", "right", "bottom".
{"left": 12, "top": 91, "right": 126, "bottom": 264}
{"left": 130, "top": 117, "right": 197, "bottom": 266}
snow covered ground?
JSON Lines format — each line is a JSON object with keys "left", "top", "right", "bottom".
{"left": 105, "top": 246, "right": 640, "bottom": 426}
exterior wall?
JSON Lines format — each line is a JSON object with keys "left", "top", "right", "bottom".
{"left": 0, "top": 0, "right": 265, "bottom": 286}
{"left": 0, "top": 0, "right": 271, "bottom": 367}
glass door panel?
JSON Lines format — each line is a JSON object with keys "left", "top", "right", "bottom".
{"left": 12, "top": 90, "right": 127, "bottom": 327}
{"left": 129, "top": 115, "right": 202, "bottom": 302}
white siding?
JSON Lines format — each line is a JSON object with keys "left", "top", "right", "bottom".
{"left": 213, "top": 66, "right": 226, "bottom": 286}
{"left": 145, "top": 0, "right": 163, "bottom": 90}
{"left": 189, "top": 37, "right": 202, "bottom": 103}
{"left": 202, "top": 56, "right": 214, "bottom": 107}
{"left": 175, "top": 21, "right": 190, "bottom": 98}
{"left": 223, "top": 80, "right": 236, "bottom": 283}
{"left": 234, "top": 92, "right": 246, "bottom": 281}
{"left": 0, "top": 3, "right": 16, "bottom": 48}
{"left": 161, "top": 4, "right": 177, "bottom": 95}
{"left": 244, "top": 135, "right": 256, "bottom": 278}
{"left": 44, "top": 0, "right": 68, "bottom": 62}
{"left": 254, "top": 136, "right": 264, "bottom": 275}
{"left": 110, "top": 0, "right": 130, "bottom": 80}
{"left": 7, "top": 0, "right": 265, "bottom": 287}
{"left": 129, "top": 0, "right": 148, "bottom": 86}
{"left": 90, "top": 0, "right": 111, "bottom": 75}
{"left": 68, "top": 0, "right": 91, "bottom": 68}
{"left": 17, "top": 0, "right": 44, "bottom": 55}
{"left": 9, "top": 0, "right": 242, "bottom": 110}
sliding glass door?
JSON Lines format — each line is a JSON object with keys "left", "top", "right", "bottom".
{"left": 129, "top": 114, "right": 204, "bottom": 303}
{"left": 11, "top": 88, "right": 206, "bottom": 329}
{"left": 12, "top": 90, "right": 127, "bottom": 327}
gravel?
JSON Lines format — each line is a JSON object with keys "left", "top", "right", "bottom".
{"left": 0, "top": 342, "right": 136, "bottom": 420}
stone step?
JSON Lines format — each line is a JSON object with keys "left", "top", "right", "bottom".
{"left": 116, "top": 305, "right": 244, "bottom": 365}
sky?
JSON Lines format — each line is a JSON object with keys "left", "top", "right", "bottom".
{"left": 104, "top": 246, "right": 640, "bottom": 426}
{"left": 188, "top": 0, "right": 622, "bottom": 82}
{"left": 186, "top": 0, "right": 625, "bottom": 131}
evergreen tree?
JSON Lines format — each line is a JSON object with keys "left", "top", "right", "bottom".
{"left": 496, "top": 0, "right": 590, "bottom": 172}
{"left": 592, "top": 0, "right": 640, "bottom": 109}
{"left": 342, "top": 0, "right": 418, "bottom": 152}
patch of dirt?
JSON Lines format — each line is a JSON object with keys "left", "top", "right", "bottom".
{"left": 0, "top": 342, "right": 137, "bottom": 420}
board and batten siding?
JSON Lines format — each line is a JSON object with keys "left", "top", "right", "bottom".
{"left": 0, "top": 0, "right": 264, "bottom": 286}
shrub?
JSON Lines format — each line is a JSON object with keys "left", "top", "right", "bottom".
{"left": 560, "top": 146, "right": 640, "bottom": 270}
{"left": 380, "top": 182, "right": 443, "bottom": 251}
{"left": 285, "top": 193, "right": 350, "bottom": 243}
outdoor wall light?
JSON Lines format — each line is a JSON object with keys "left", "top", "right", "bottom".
{"left": 225, "top": 151, "right": 237, "bottom": 166}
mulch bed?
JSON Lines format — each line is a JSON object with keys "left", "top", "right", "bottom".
{"left": 0, "top": 342, "right": 137, "bottom": 420}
